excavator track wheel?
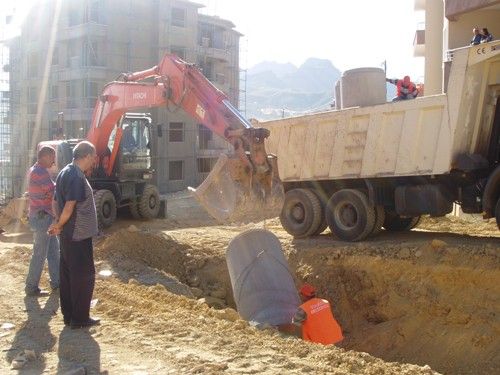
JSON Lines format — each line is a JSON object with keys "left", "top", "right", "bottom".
{"left": 138, "top": 184, "right": 160, "bottom": 219}
{"left": 279, "top": 188, "right": 323, "bottom": 239}
{"left": 94, "top": 189, "right": 117, "bottom": 229}
{"left": 325, "top": 189, "right": 376, "bottom": 242}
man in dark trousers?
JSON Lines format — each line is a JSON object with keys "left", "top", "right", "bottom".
{"left": 48, "top": 141, "right": 100, "bottom": 329}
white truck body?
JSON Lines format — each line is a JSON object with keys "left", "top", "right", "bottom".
{"left": 262, "top": 41, "right": 500, "bottom": 183}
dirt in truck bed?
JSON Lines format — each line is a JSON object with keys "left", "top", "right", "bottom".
{"left": 0, "top": 213, "right": 498, "bottom": 374}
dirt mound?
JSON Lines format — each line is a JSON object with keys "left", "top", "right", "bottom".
{"left": 288, "top": 238, "right": 500, "bottom": 375}
{"left": 95, "top": 228, "right": 233, "bottom": 306}
{"left": 419, "top": 215, "right": 498, "bottom": 236}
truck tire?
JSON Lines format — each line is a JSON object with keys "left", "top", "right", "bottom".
{"left": 383, "top": 212, "right": 421, "bottom": 231}
{"left": 128, "top": 199, "right": 141, "bottom": 219}
{"left": 280, "top": 188, "right": 322, "bottom": 238}
{"left": 371, "top": 205, "right": 386, "bottom": 235}
{"left": 95, "top": 189, "right": 117, "bottom": 229}
{"left": 325, "top": 189, "right": 376, "bottom": 242}
{"left": 495, "top": 198, "right": 500, "bottom": 229}
{"left": 138, "top": 184, "right": 160, "bottom": 219}
{"left": 311, "top": 190, "right": 328, "bottom": 236}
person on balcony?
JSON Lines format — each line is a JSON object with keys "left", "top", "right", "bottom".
{"left": 471, "top": 28, "right": 482, "bottom": 45}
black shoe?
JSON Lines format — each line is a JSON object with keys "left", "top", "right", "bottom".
{"left": 70, "top": 317, "right": 101, "bottom": 329}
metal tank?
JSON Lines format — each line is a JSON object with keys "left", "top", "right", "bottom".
{"left": 340, "top": 67, "right": 386, "bottom": 108}
{"left": 334, "top": 79, "right": 342, "bottom": 110}
{"left": 226, "top": 229, "right": 300, "bottom": 326}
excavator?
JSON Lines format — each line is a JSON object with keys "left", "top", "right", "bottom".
{"left": 39, "top": 54, "right": 283, "bottom": 228}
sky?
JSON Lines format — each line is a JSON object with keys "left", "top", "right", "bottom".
{"left": 198, "top": 0, "right": 425, "bottom": 81}
{"left": 1, "top": 0, "right": 425, "bottom": 81}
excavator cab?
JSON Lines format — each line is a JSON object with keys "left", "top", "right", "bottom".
{"left": 107, "top": 114, "right": 153, "bottom": 179}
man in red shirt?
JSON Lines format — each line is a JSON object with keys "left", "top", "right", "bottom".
{"left": 292, "top": 283, "right": 343, "bottom": 345}
{"left": 25, "top": 146, "right": 59, "bottom": 296}
{"left": 386, "top": 76, "right": 419, "bottom": 101}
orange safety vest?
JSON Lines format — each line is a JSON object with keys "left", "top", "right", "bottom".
{"left": 300, "top": 298, "right": 343, "bottom": 345}
{"left": 396, "top": 80, "right": 416, "bottom": 97}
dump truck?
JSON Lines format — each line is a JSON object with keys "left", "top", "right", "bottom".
{"left": 261, "top": 40, "right": 500, "bottom": 241}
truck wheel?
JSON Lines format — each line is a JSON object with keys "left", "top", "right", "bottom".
{"left": 138, "top": 184, "right": 160, "bottom": 219}
{"left": 325, "top": 189, "right": 376, "bottom": 242}
{"left": 95, "top": 189, "right": 117, "bottom": 229}
{"left": 128, "top": 199, "right": 142, "bottom": 219}
{"left": 371, "top": 205, "right": 386, "bottom": 235}
{"left": 280, "top": 188, "right": 322, "bottom": 238}
{"left": 383, "top": 212, "right": 421, "bottom": 231}
{"left": 311, "top": 190, "right": 328, "bottom": 236}
{"left": 495, "top": 198, "right": 500, "bottom": 229}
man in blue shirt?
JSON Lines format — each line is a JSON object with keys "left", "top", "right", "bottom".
{"left": 471, "top": 28, "right": 482, "bottom": 45}
{"left": 49, "top": 141, "right": 100, "bottom": 329}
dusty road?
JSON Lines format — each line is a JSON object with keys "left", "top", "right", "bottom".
{"left": 0, "top": 213, "right": 498, "bottom": 374}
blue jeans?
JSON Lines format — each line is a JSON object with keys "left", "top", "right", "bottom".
{"left": 25, "top": 211, "right": 60, "bottom": 293}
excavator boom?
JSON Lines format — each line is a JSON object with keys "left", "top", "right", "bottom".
{"left": 87, "top": 54, "right": 283, "bottom": 222}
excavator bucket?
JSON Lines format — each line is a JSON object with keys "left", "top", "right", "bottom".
{"left": 189, "top": 154, "right": 284, "bottom": 223}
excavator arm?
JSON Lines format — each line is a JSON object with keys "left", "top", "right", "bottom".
{"left": 87, "top": 54, "right": 282, "bottom": 221}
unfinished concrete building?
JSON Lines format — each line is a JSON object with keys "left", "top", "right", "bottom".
{"left": 8, "top": 0, "right": 240, "bottom": 195}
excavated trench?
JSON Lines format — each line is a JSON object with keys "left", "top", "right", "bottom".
{"left": 95, "top": 227, "right": 500, "bottom": 375}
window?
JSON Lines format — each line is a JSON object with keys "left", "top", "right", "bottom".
{"left": 170, "top": 46, "right": 185, "bottom": 60}
{"left": 67, "top": 42, "right": 78, "bottom": 68}
{"left": 66, "top": 80, "right": 80, "bottom": 108}
{"left": 83, "top": 40, "right": 99, "bottom": 66}
{"left": 84, "top": 81, "right": 99, "bottom": 108}
{"left": 198, "top": 59, "right": 213, "bottom": 81}
{"left": 50, "top": 85, "right": 58, "bottom": 100}
{"left": 197, "top": 158, "right": 217, "bottom": 173}
{"left": 198, "top": 124, "right": 212, "bottom": 149}
{"left": 84, "top": 0, "right": 101, "bottom": 23}
{"left": 169, "top": 160, "right": 183, "bottom": 181}
{"left": 68, "top": 8, "right": 81, "bottom": 27}
{"left": 51, "top": 47, "right": 58, "bottom": 65}
{"left": 171, "top": 7, "right": 186, "bottom": 28}
{"left": 169, "top": 122, "right": 184, "bottom": 142}
{"left": 28, "top": 52, "right": 38, "bottom": 78}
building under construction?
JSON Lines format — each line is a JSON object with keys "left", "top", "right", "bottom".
{"left": 8, "top": 0, "right": 241, "bottom": 195}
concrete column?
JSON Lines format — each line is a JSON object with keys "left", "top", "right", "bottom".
{"left": 424, "top": 0, "right": 444, "bottom": 95}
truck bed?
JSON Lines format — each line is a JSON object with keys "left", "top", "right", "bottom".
{"left": 262, "top": 41, "right": 499, "bottom": 183}
{"left": 263, "top": 94, "right": 451, "bottom": 182}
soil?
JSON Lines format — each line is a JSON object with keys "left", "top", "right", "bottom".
{"left": 0, "top": 211, "right": 498, "bottom": 374}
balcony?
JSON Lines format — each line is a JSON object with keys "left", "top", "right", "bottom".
{"left": 57, "top": 23, "right": 107, "bottom": 42}
{"left": 413, "top": 28, "right": 425, "bottom": 57}
{"left": 55, "top": 66, "right": 107, "bottom": 81}
{"left": 198, "top": 38, "right": 232, "bottom": 62}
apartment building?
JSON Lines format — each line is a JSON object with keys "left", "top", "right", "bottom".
{"left": 8, "top": 0, "right": 241, "bottom": 195}
{"left": 414, "top": 0, "right": 500, "bottom": 95}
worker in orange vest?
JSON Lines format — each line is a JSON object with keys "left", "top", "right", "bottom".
{"left": 292, "top": 283, "right": 343, "bottom": 345}
{"left": 386, "top": 76, "right": 419, "bottom": 101}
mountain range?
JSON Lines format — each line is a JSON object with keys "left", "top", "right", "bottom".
{"left": 243, "top": 58, "right": 397, "bottom": 121}
{"left": 244, "top": 58, "right": 341, "bottom": 121}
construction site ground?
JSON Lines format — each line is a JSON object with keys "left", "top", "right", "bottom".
{"left": 0, "top": 202, "right": 499, "bottom": 374}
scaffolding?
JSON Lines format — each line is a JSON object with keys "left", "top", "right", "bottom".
{"left": 0, "top": 12, "right": 12, "bottom": 203}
